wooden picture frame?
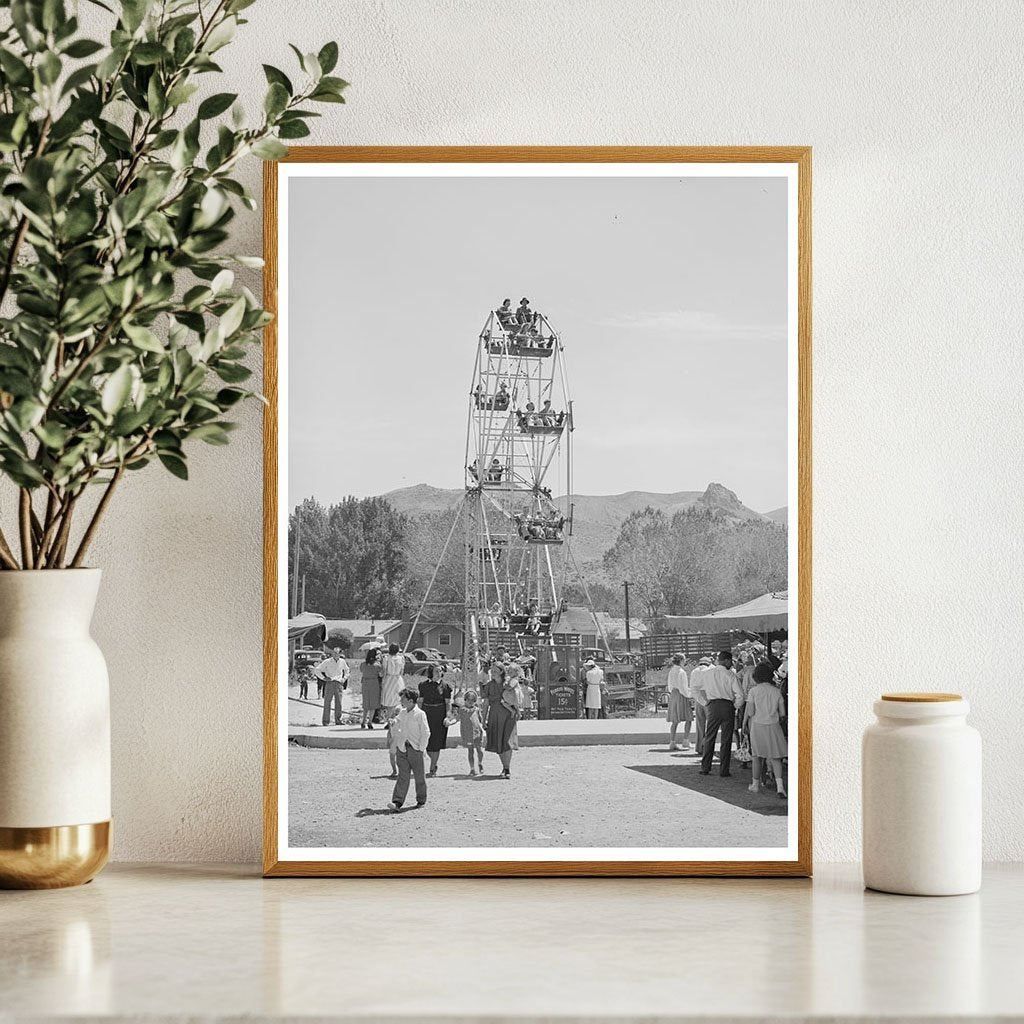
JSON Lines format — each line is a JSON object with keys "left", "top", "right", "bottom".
{"left": 263, "top": 147, "right": 812, "bottom": 877}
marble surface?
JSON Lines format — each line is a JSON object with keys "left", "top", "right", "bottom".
{"left": 2, "top": 863, "right": 1022, "bottom": 1022}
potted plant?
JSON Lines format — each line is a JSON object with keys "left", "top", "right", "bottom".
{"left": 0, "top": 0, "right": 344, "bottom": 887}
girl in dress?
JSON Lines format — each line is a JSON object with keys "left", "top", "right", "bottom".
{"left": 458, "top": 690, "right": 485, "bottom": 775}
{"left": 743, "top": 662, "right": 788, "bottom": 799}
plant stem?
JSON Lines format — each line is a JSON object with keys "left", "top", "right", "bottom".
{"left": 0, "top": 527, "right": 19, "bottom": 570}
{"left": 45, "top": 492, "right": 79, "bottom": 569}
{"left": 46, "top": 301, "right": 137, "bottom": 413}
{"left": 18, "top": 489, "right": 34, "bottom": 569}
{"left": 70, "top": 466, "right": 124, "bottom": 568}
{"left": 35, "top": 488, "right": 65, "bottom": 565}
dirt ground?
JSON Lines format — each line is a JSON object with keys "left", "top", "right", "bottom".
{"left": 287, "top": 741, "right": 788, "bottom": 850}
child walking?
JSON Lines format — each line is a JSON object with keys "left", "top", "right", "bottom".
{"left": 384, "top": 710, "right": 398, "bottom": 779}
{"left": 458, "top": 690, "right": 485, "bottom": 775}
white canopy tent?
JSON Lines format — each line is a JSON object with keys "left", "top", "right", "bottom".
{"left": 662, "top": 591, "right": 788, "bottom": 634}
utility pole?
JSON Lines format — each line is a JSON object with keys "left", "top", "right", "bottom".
{"left": 301, "top": 574, "right": 307, "bottom": 614}
{"left": 291, "top": 508, "right": 302, "bottom": 618}
{"left": 623, "top": 581, "right": 631, "bottom": 654}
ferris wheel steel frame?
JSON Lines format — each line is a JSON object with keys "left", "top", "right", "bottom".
{"left": 405, "top": 307, "right": 614, "bottom": 672}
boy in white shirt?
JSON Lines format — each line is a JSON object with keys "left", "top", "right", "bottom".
{"left": 387, "top": 688, "right": 431, "bottom": 810}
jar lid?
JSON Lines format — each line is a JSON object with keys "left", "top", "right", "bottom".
{"left": 881, "top": 692, "right": 961, "bottom": 702}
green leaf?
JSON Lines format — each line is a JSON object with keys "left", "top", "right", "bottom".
{"left": 101, "top": 365, "right": 133, "bottom": 415}
{"left": 173, "top": 26, "right": 196, "bottom": 65}
{"left": 251, "top": 137, "right": 287, "bottom": 160}
{"left": 203, "top": 16, "right": 236, "bottom": 53}
{"left": 264, "top": 81, "right": 288, "bottom": 117}
{"left": 215, "top": 362, "right": 252, "bottom": 383}
{"left": 278, "top": 120, "right": 310, "bottom": 140}
{"left": 317, "top": 41, "right": 339, "bottom": 75}
{"left": 158, "top": 452, "right": 188, "bottom": 479}
{"left": 38, "top": 51, "right": 62, "bottom": 86}
{"left": 218, "top": 296, "right": 246, "bottom": 339}
{"left": 112, "top": 405, "right": 151, "bottom": 435}
{"left": 210, "top": 268, "right": 233, "bottom": 294}
{"left": 198, "top": 91, "right": 236, "bottom": 119}
{"left": 123, "top": 322, "right": 164, "bottom": 353}
{"left": 132, "top": 42, "right": 168, "bottom": 66}
{"left": 309, "top": 88, "right": 346, "bottom": 104}
{"left": 34, "top": 421, "right": 70, "bottom": 448}
{"left": 9, "top": 399, "right": 45, "bottom": 432}
{"left": 262, "top": 64, "right": 292, "bottom": 95}
{"left": 61, "top": 62, "right": 97, "bottom": 96}
{"left": 166, "top": 82, "right": 199, "bottom": 107}
{"left": 121, "top": 0, "right": 154, "bottom": 33}
{"left": 147, "top": 75, "right": 166, "bottom": 118}
{"left": 190, "top": 422, "right": 230, "bottom": 445}
{"left": 63, "top": 38, "right": 104, "bottom": 58}
{"left": 0, "top": 50, "right": 33, "bottom": 86}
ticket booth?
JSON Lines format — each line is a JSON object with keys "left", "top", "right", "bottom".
{"left": 536, "top": 644, "right": 581, "bottom": 719}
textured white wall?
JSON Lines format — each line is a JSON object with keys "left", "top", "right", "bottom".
{"left": 74, "top": 1, "right": 1024, "bottom": 862}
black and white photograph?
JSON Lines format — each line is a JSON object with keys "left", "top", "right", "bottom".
{"left": 271, "top": 153, "right": 808, "bottom": 871}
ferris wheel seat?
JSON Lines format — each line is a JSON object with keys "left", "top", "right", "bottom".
{"left": 518, "top": 423, "right": 564, "bottom": 435}
{"left": 509, "top": 343, "right": 554, "bottom": 358}
{"left": 524, "top": 537, "right": 564, "bottom": 545}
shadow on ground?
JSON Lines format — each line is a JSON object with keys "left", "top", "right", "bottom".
{"left": 626, "top": 764, "right": 787, "bottom": 816}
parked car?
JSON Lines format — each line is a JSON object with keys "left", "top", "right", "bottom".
{"left": 403, "top": 648, "right": 452, "bottom": 676}
{"left": 293, "top": 647, "right": 323, "bottom": 670}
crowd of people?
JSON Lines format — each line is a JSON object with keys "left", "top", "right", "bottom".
{"left": 664, "top": 643, "right": 789, "bottom": 800}
{"left": 319, "top": 644, "right": 537, "bottom": 811}
{"left": 304, "top": 637, "right": 789, "bottom": 812}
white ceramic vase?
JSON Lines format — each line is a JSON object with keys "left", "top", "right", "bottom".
{"left": 862, "top": 693, "right": 981, "bottom": 896}
{"left": 0, "top": 569, "right": 111, "bottom": 888}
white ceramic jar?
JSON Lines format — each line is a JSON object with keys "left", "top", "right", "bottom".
{"left": 862, "top": 693, "right": 981, "bottom": 896}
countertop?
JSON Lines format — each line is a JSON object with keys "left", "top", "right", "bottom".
{"left": 2, "top": 863, "right": 1022, "bottom": 1022}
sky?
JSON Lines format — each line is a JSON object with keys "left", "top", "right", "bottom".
{"left": 287, "top": 173, "right": 790, "bottom": 513}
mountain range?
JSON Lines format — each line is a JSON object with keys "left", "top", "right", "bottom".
{"left": 382, "top": 481, "right": 786, "bottom": 567}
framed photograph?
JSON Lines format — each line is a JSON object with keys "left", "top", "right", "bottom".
{"left": 263, "top": 147, "right": 811, "bottom": 877}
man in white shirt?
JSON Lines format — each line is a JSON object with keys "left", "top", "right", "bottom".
{"left": 698, "top": 650, "right": 745, "bottom": 777}
{"left": 388, "top": 688, "right": 431, "bottom": 810}
{"left": 688, "top": 656, "right": 712, "bottom": 755}
{"left": 314, "top": 648, "right": 350, "bottom": 727}
{"left": 666, "top": 653, "right": 692, "bottom": 751}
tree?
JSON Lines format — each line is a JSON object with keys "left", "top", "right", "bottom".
{"left": 603, "top": 506, "right": 788, "bottom": 620}
{"left": 601, "top": 507, "right": 674, "bottom": 621}
{"left": 401, "top": 506, "right": 463, "bottom": 613}
{"left": 288, "top": 496, "right": 409, "bottom": 617}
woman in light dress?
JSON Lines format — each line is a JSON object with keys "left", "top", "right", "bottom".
{"left": 380, "top": 643, "right": 406, "bottom": 713}
{"left": 743, "top": 662, "right": 788, "bottom": 799}
{"left": 359, "top": 647, "right": 382, "bottom": 730}
{"left": 583, "top": 660, "right": 605, "bottom": 720}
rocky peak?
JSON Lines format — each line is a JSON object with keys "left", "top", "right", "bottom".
{"left": 697, "top": 482, "right": 747, "bottom": 515}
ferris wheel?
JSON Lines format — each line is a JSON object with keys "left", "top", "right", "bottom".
{"left": 405, "top": 300, "right": 599, "bottom": 672}
{"left": 461, "top": 303, "right": 573, "bottom": 668}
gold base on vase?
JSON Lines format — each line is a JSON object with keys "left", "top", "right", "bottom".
{"left": 0, "top": 821, "right": 111, "bottom": 889}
